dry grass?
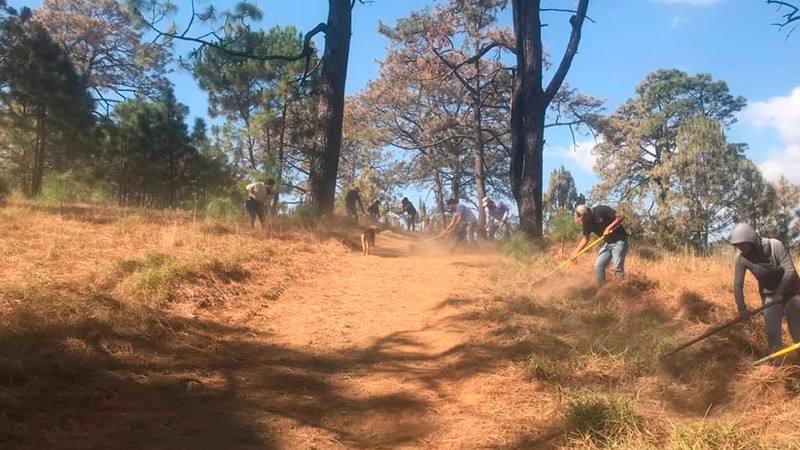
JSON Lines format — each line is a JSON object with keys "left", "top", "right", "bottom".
{"left": 0, "top": 199, "right": 355, "bottom": 448}
{"left": 4, "top": 198, "right": 800, "bottom": 449}
{"left": 485, "top": 242, "right": 800, "bottom": 448}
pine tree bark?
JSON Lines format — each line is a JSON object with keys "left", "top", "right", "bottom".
{"left": 473, "top": 56, "right": 487, "bottom": 237}
{"left": 434, "top": 171, "right": 447, "bottom": 227}
{"left": 31, "top": 101, "right": 48, "bottom": 196}
{"left": 275, "top": 100, "right": 289, "bottom": 214}
{"left": 509, "top": 0, "right": 589, "bottom": 237}
{"left": 308, "top": 0, "right": 352, "bottom": 216}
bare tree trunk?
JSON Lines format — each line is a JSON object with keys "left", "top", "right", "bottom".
{"left": 243, "top": 112, "right": 258, "bottom": 171}
{"left": 517, "top": 106, "right": 546, "bottom": 237}
{"left": 274, "top": 100, "right": 289, "bottom": 214}
{"left": 452, "top": 165, "right": 462, "bottom": 201}
{"left": 473, "top": 56, "right": 487, "bottom": 238}
{"left": 308, "top": 0, "right": 352, "bottom": 216}
{"left": 31, "top": 102, "right": 47, "bottom": 196}
{"left": 434, "top": 170, "right": 447, "bottom": 227}
{"left": 509, "top": 0, "right": 589, "bottom": 238}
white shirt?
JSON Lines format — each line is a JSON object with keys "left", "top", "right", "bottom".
{"left": 246, "top": 182, "right": 271, "bottom": 203}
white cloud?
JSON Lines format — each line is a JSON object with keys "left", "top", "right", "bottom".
{"left": 747, "top": 87, "right": 800, "bottom": 145}
{"left": 746, "top": 87, "right": 800, "bottom": 183}
{"left": 670, "top": 16, "right": 688, "bottom": 28}
{"left": 654, "top": 0, "right": 723, "bottom": 4}
{"left": 563, "top": 139, "right": 599, "bottom": 171}
{"left": 759, "top": 146, "right": 800, "bottom": 183}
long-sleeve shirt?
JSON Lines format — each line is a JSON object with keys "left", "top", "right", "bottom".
{"left": 345, "top": 191, "right": 364, "bottom": 212}
{"left": 402, "top": 202, "right": 417, "bottom": 216}
{"left": 734, "top": 238, "right": 800, "bottom": 312}
{"left": 246, "top": 182, "right": 272, "bottom": 204}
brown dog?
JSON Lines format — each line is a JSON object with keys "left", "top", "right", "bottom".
{"left": 361, "top": 225, "right": 379, "bottom": 256}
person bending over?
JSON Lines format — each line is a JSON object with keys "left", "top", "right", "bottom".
{"left": 570, "top": 204, "right": 627, "bottom": 285}
{"left": 730, "top": 223, "right": 800, "bottom": 362}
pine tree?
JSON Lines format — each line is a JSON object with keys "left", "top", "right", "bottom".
{"left": 766, "top": 176, "right": 800, "bottom": 247}
{"left": 592, "top": 70, "right": 746, "bottom": 221}
{"left": 544, "top": 166, "right": 580, "bottom": 221}
{"left": 654, "top": 117, "right": 744, "bottom": 251}
{"left": 0, "top": 9, "right": 93, "bottom": 195}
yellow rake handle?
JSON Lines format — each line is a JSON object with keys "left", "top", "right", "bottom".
{"left": 752, "top": 341, "right": 800, "bottom": 366}
{"left": 535, "top": 233, "right": 609, "bottom": 284}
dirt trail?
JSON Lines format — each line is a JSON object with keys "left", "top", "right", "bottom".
{"left": 241, "top": 231, "right": 536, "bottom": 449}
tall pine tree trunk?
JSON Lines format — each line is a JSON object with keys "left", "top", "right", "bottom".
{"left": 510, "top": 0, "right": 545, "bottom": 237}
{"left": 31, "top": 101, "right": 48, "bottom": 196}
{"left": 452, "top": 162, "right": 462, "bottom": 201}
{"left": 308, "top": 0, "right": 352, "bottom": 216}
{"left": 434, "top": 171, "right": 447, "bottom": 227}
{"left": 473, "top": 56, "right": 487, "bottom": 237}
{"left": 517, "top": 105, "right": 546, "bottom": 237}
{"left": 510, "top": 0, "right": 589, "bottom": 238}
{"left": 274, "top": 100, "right": 289, "bottom": 214}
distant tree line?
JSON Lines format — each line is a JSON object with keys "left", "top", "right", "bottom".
{"left": 0, "top": 0, "right": 798, "bottom": 251}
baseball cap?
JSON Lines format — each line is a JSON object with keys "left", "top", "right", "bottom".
{"left": 574, "top": 205, "right": 590, "bottom": 223}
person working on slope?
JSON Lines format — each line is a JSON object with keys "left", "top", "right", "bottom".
{"left": 245, "top": 178, "right": 275, "bottom": 229}
{"left": 442, "top": 198, "right": 478, "bottom": 252}
{"left": 345, "top": 187, "right": 365, "bottom": 224}
{"left": 367, "top": 200, "right": 381, "bottom": 223}
{"left": 570, "top": 204, "right": 627, "bottom": 285}
{"left": 483, "top": 197, "right": 510, "bottom": 239}
{"left": 401, "top": 197, "right": 418, "bottom": 231}
{"left": 730, "top": 223, "right": 800, "bottom": 362}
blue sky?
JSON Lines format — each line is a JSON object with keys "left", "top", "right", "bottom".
{"left": 12, "top": 0, "right": 800, "bottom": 204}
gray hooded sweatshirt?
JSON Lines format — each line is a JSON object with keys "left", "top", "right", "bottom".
{"left": 731, "top": 223, "right": 800, "bottom": 312}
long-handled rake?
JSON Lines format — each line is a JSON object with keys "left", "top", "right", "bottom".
{"left": 532, "top": 232, "right": 610, "bottom": 286}
{"left": 661, "top": 301, "right": 783, "bottom": 359}
{"left": 409, "top": 233, "right": 446, "bottom": 250}
{"left": 752, "top": 341, "right": 800, "bottom": 366}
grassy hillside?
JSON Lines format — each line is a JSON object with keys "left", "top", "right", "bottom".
{"left": 485, "top": 248, "right": 800, "bottom": 449}
{"left": 0, "top": 200, "right": 352, "bottom": 448}
{"left": 2, "top": 200, "right": 800, "bottom": 449}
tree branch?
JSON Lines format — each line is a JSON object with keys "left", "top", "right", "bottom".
{"left": 431, "top": 48, "right": 480, "bottom": 97}
{"left": 440, "top": 41, "right": 516, "bottom": 80}
{"left": 544, "top": 0, "right": 590, "bottom": 102}
{"left": 541, "top": 8, "right": 596, "bottom": 24}
{"left": 767, "top": 0, "right": 800, "bottom": 35}
{"left": 134, "top": 3, "right": 327, "bottom": 64}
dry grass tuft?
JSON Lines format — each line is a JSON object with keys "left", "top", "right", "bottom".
{"left": 484, "top": 240, "right": 800, "bottom": 448}
{"left": 731, "top": 365, "right": 800, "bottom": 408}
{"left": 562, "top": 391, "right": 648, "bottom": 447}
{"left": 0, "top": 199, "right": 359, "bottom": 448}
{"left": 668, "top": 421, "right": 761, "bottom": 450}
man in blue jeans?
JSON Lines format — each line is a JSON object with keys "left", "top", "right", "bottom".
{"left": 570, "top": 205, "right": 628, "bottom": 285}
